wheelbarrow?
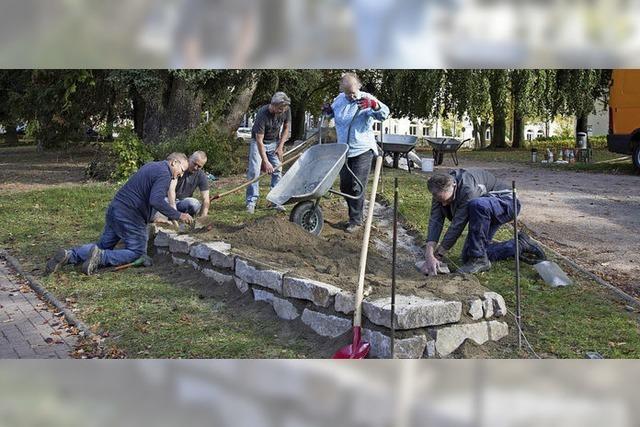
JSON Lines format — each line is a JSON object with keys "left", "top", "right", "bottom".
{"left": 266, "top": 143, "right": 363, "bottom": 235}
{"left": 425, "top": 137, "right": 470, "bottom": 166}
{"left": 376, "top": 134, "right": 418, "bottom": 172}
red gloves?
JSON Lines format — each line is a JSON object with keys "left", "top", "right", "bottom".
{"left": 357, "top": 98, "right": 378, "bottom": 110}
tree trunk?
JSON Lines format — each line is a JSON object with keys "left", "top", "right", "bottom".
{"left": 576, "top": 113, "right": 588, "bottom": 134}
{"left": 131, "top": 85, "right": 146, "bottom": 140}
{"left": 4, "top": 122, "right": 18, "bottom": 145}
{"left": 218, "top": 72, "right": 259, "bottom": 137}
{"left": 512, "top": 114, "right": 524, "bottom": 148}
{"left": 143, "top": 74, "right": 202, "bottom": 145}
{"left": 479, "top": 120, "right": 487, "bottom": 149}
{"left": 290, "top": 100, "right": 306, "bottom": 141}
{"left": 491, "top": 118, "right": 507, "bottom": 148}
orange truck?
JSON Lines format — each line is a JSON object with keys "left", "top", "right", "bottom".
{"left": 608, "top": 69, "right": 640, "bottom": 171}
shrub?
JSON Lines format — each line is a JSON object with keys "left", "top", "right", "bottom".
{"left": 150, "top": 122, "right": 243, "bottom": 176}
{"left": 85, "top": 128, "right": 152, "bottom": 182}
{"left": 526, "top": 135, "right": 607, "bottom": 150}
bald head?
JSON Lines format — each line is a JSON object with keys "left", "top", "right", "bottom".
{"left": 340, "top": 72, "right": 362, "bottom": 101}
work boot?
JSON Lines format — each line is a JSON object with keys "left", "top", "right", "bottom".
{"left": 246, "top": 203, "right": 256, "bottom": 214}
{"left": 457, "top": 256, "right": 491, "bottom": 274}
{"left": 518, "top": 232, "right": 546, "bottom": 264}
{"left": 345, "top": 222, "right": 361, "bottom": 234}
{"left": 45, "top": 248, "right": 70, "bottom": 275}
{"left": 82, "top": 245, "right": 103, "bottom": 276}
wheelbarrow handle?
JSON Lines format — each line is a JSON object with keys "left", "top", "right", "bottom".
{"left": 210, "top": 151, "right": 303, "bottom": 201}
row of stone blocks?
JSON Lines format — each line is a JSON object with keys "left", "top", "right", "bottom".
{"left": 152, "top": 226, "right": 509, "bottom": 358}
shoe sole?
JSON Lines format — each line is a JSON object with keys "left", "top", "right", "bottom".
{"left": 82, "top": 246, "right": 101, "bottom": 276}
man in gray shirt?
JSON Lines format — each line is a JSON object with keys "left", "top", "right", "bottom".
{"left": 245, "top": 91, "right": 291, "bottom": 213}
{"left": 422, "top": 168, "right": 545, "bottom": 275}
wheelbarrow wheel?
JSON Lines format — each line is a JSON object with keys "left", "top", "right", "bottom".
{"left": 290, "top": 201, "right": 324, "bottom": 235}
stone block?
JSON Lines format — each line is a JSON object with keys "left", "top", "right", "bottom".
{"left": 190, "top": 241, "right": 231, "bottom": 260}
{"left": 335, "top": 291, "right": 355, "bottom": 314}
{"left": 153, "top": 230, "right": 175, "bottom": 247}
{"left": 363, "top": 295, "right": 462, "bottom": 329}
{"left": 362, "top": 329, "right": 429, "bottom": 359}
{"left": 301, "top": 309, "right": 352, "bottom": 338}
{"left": 187, "top": 259, "right": 201, "bottom": 271}
{"left": 468, "top": 298, "right": 483, "bottom": 321}
{"left": 482, "top": 298, "right": 494, "bottom": 319}
{"left": 431, "top": 320, "right": 509, "bottom": 357}
{"left": 209, "top": 244, "right": 234, "bottom": 269}
{"left": 234, "top": 276, "right": 250, "bottom": 294}
{"left": 252, "top": 288, "right": 299, "bottom": 320}
{"left": 484, "top": 292, "right": 507, "bottom": 317}
{"left": 169, "top": 235, "right": 197, "bottom": 254}
{"left": 282, "top": 277, "right": 341, "bottom": 307}
{"left": 202, "top": 268, "right": 234, "bottom": 286}
{"left": 235, "top": 259, "right": 283, "bottom": 294}
{"left": 171, "top": 255, "right": 187, "bottom": 266}
{"left": 156, "top": 248, "right": 170, "bottom": 256}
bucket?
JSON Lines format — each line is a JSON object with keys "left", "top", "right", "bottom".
{"left": 421, "top": 158, "right": 434, "bottom": 172}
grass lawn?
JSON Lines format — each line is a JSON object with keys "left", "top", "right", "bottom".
{"left": 415, "top": 147, "right": 637, "bottom": 175}
{"left": 0, "top": 183, "right": 315, "bottom": 358}
{"left": 378, "top": 168, "right": 640, "bottom": 358}
{"left": 1, "top": 144, "right": 638, "bottom": 358}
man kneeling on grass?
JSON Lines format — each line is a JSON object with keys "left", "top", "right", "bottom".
{"left": 421, "top": 168, "right": 546, "bottom": 275}
{"left": 45, "top": 153, "right": 194, "bottom": 276}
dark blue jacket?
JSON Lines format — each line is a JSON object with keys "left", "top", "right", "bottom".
{"left": 112, "top": 161, "right": 182, "bottom": 224}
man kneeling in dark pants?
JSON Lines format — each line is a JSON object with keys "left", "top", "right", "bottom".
{"left": 422, "top": 168, "right": 545, "bottom": 275}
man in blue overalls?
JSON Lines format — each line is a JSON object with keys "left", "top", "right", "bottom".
{"left": 422, "top": 168, "right": 545, "bottom": 275}
{"left": 45, "top": 153, "right": 194, "bottom": 276}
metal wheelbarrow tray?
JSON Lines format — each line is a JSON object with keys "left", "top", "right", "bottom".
{"left": 425, "top": 137, "right": 469, "bottom": 166}
{"left": 267, "top": 143, "right": 363, "bottom": 235}
{"left": 375, "top": 134, "right": 418, "bottom": 172}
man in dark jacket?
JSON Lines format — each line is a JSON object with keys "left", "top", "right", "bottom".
{"left": 45, "top": 153, "right": 194, "bottom": 276}
{"left": 422, "top": 168, "right": 545, "bottom": 275}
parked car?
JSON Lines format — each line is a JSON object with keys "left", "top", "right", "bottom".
{"left": 236, "top": 126, "right": 252, "bottom": 139}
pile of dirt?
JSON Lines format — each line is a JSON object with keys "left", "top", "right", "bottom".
{"left": 191, "top": 198, "right": 487, "bottom": 301}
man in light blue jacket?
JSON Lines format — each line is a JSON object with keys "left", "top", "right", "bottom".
{"left": 324, "top": 72, "right": 390, "bottom": 233}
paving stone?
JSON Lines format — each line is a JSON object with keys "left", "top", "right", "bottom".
{"left": 168, "top": 235, "right": 198, "bottom": 254}
{"left": 234, "top": 276, "right": 250, "bottom": 294}
{"left": 156, "top": 248, "right": 170, "bottom": 256}
{"left": 301, "top": 309, "right": 351, "bottom": 338}
{"left": 153, "top": 229, "right": 175, "bottom": 247}
{"left": 252, "top": 289, "right": 299, "bottom": 320}
{"left": 363, "top": 295, "right": 462, "bottom": 329}
{"left": 467, "top": 298, "right": 483, "bottom": 321}
{"left": 431, "top": 320, "right": 509, "bottom": 357}
{"left": 202, "top": 268, "right": 234, "bottom": 286}
{"left": 335, "top": 291, "right": 355, "bottom": 314}
{"left": 484, "top": 292, "right": 507, "bottom": 317}
{"left": 235, "top": 259, "right": 283, "bottom": 294}
{"left": 282, "top": 277, "right": 341, "bottom": 307}
{"left": 190, "top": 242, "right": 232, "bottom": 260}
{"left": 362, "top": 329, "right": 429, "bottom": 359}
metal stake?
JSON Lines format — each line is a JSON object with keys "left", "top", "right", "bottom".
{"left": 512, "top": 180, "right": 522, "bottom": 350}
{"left": 391, "top": 177, "right": 398, "bottom": 358}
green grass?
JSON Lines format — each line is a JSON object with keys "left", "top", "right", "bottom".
{"left": 378, "top": 168, "right": 640, "bottom": 358}
{"left": 415, "top": 147, "right": 637, "bottom": 175}
{"left": 0, "top": 184, "right": 314, "bottom": 358}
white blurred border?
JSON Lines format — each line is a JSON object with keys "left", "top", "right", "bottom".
{"left": 1, "top": 0, "right": 638, "bottom": 68}
{"left": 0, "top": 360, "right": 637, "bottom": 427}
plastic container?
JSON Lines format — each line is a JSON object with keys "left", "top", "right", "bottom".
{"left": 533, "top": 261, "right": 573, "bottom": 287}
{"left": 576, "top": 132, "right": 588, "bottom": 149}
{"left": 421, "top": 158, "right": 434, "bottom": 172}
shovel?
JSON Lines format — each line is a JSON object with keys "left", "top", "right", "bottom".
{"left": 333, "top": 155, "right": 383, "bottom": 359}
